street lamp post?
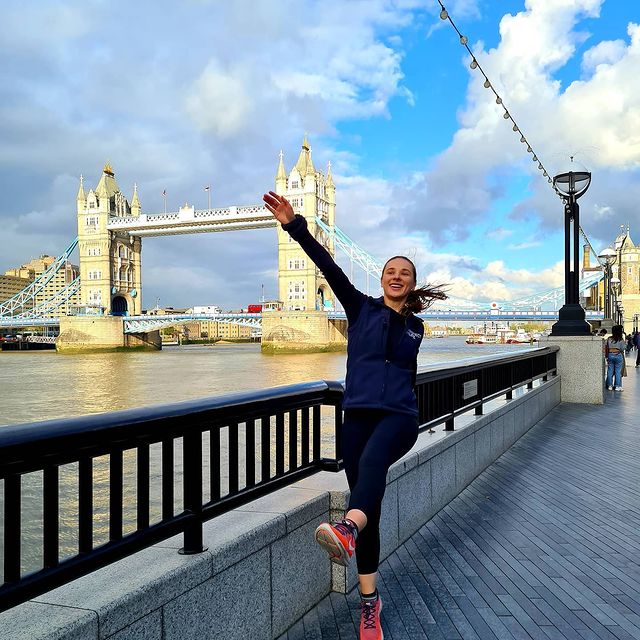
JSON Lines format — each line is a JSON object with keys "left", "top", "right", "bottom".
{"left": 598, "top": 247, "right": 616, "bottom": 327}
{"left": 611, "top": 276, "right": 621, "bottom": 324}
{"left": 550, "top": 170, "right": 592, "bottom": 335}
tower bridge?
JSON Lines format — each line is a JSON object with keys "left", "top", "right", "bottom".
{"left": 0, "top": 135, "right": 610, "bottom": 351}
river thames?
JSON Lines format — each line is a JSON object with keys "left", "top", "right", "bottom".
{"left": 0, "top": 337, "right": 534, "bottom": 427}
{"left": 1, "top": 337, "right": 537, "bottom": 574}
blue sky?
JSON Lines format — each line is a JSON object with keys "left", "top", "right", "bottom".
{"left": 1, "top": 0, "right": 639, "bottom": 309}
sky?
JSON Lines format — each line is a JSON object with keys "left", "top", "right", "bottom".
{"left": 1, "top": 0, "right": 639, "bottom": 311}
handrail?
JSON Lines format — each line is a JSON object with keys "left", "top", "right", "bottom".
{"left": 0, "top": 348, "right": 558, "bottom": 612}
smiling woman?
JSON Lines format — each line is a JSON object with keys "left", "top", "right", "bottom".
{"left": 263, "top": 189, "right": 446, "bottom": 639}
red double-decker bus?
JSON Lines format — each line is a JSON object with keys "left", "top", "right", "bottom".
{"left": 247, "top": 304, "right": 263, "bottom": 313}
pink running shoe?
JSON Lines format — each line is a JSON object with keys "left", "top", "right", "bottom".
{"left": 314, "top": 521, "right": 357, "bottom": 566}
{"left": 360, "top": 594, "right": 383, "bottom": 640}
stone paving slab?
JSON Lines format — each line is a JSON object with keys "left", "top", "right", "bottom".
{"left": 277, "top": 362, "right": 640, "bottom": 639}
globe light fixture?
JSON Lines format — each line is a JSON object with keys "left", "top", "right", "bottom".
{"left": 550, "top": 169, "right": 592, "bottom": 335}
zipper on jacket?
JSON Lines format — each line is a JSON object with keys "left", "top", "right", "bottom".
{"left": 381, "top": 312, "right": 390, "bottom": 395}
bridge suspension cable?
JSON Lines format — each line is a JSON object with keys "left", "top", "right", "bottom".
{"left": 13, "top": 277, "right": 81, "bottom": 319}
{"left": 0, "top": 237, "right": 79, "bottom": 317}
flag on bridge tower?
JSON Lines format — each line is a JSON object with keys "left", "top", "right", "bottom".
{"left": 204, "top": 185, "right": 211, "bottom": 210}
{"left": 162, "top": 189, "right": 167, "bottom": 214}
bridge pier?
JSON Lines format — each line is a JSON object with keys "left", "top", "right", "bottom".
{"left": 56, "top": 316, "right": 161, "bottom": 353}
{"left": 261, "top": 311, "right": 347, "bottom": 354}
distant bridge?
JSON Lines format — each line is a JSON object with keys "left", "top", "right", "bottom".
{"left": 0, "top": 308, "right": 606, "bottom": 333}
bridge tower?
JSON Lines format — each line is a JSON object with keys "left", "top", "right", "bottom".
{"left": 76, "top": 164, "right": 142, "bottom": 315}
{"left": 275, "top": 135, "right": 336, "bottom": 311}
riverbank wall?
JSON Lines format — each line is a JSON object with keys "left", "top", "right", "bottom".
{"left": 0, "top": 375, "right": 559, "bottom": 640}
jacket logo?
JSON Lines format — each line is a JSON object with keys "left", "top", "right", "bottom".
{"left": 406, "top": 329, "right": 421, "bottom": 339}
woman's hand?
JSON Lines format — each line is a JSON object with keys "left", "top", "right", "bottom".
{"left": 263, "top": 191, "right": 295, "bottom": 225}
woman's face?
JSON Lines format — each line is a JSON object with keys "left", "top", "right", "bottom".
{"left": 381, "top": 257, "right": 416, "bottom": 302}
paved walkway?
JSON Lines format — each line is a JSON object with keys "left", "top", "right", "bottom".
{"left": 279, "top": 358, "right": 640, "bottom": 639}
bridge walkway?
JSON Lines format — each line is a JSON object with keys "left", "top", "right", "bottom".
{"left": 278, "top": 360, "right": 640, "bottom": 640}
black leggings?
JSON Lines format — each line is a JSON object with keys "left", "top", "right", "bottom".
{"left": 342, "top": 409, "right": 419, "bottom": 575}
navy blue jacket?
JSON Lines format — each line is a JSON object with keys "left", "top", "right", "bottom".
{"left": 283, "top": 215, "right": 424, "bottom": 416}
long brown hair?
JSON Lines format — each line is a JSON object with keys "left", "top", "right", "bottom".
{"left": 611, "top": 324, "right": 624, "bottom": 342}
{"left": 382, "top": 255, "right": 448, "bottom": 315}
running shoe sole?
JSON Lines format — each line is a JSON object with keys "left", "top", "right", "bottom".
{"left": 314, "top": 523, "right": 353, "bottom": 566}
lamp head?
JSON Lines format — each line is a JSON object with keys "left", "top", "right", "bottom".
{"left": 598, "top": 247, "right": 616, "bottom": 265}
{"left": 553, "top": 170, "right": 591, "bottom": 200}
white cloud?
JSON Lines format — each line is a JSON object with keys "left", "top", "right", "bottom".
{"left": 397, "top": 1, "right": 640, "bottom": 247}
{"left": 581, "top": 38, "right": 626, "bottom": 74}
{"left": 486, "top": 227, "right": 514, "bottom": 240}
{"left": 185, "top": 62, "right": 255, "bottom": 138}
{"left": 508, "top": 240, "right": 542, "bottom": 250}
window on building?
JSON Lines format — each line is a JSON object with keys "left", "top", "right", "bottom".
{"left": 291, "top": 180, "right": 299, "bottom": 189}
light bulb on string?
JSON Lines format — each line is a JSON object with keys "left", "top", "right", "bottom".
{"left": 439, "top": 1, "right": 555, "bottom": 201}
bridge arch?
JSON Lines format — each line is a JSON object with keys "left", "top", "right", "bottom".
{"left": 111, "top": 295, "right": 129, "bottom": 316}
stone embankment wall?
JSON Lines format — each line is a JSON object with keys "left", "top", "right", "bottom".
{"left": 0, "top": 377, "right": 559, "bottom": 640}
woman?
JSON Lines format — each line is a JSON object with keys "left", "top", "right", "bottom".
{"left": 605, "top": 324, "right": 626, "bottom": 391}
{"left": 263, "top": 190, "right": 446, "bottom": 640}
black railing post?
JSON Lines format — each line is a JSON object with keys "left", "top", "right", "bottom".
{"left": 312, "top": 405, "right": 321, "bottom": 461}
{"left": 180, "top": 430, "right": 207, "bottom": 555}
{"left": 334, "top": 404, "right": 343, "bottom": 462}
{"left": 78, "top": 456, "right": 93, "bottom": 554}
{"left": 245, "top": 419, "right": 256, "bottom": 488}
{"left": 275, "top": 413, "right": 285, "bottom": 476}
{"left": 43, "top": 465, "right": 59, "bottom": 569}
{"left": 137, "top": 444, "right": 150, "bottom": 531}
{"left": 301, "top": 407, "right": 310, "bottom": 466}
{"left": 109, "top": 451, "right": 123, "bottom": 541}
{"left": 288, "top": 411, "right": 298, "bottom": 472}
{"left": 4, "top": 474, "right": 21, "bottom": 583}
{"left": 475, "top": 369, "right": 484, "bottom": 416}
{"left": 211, "top": 427, "right": 221, "bottom": 501}
{"left": 506, "top": 361, "right": 514, "bottom": 400}
{"left": 228, "top": 422, "right": 239, "bottom": 495}
{"left": 445, "top": 377, "right": 455, "bottom": 430}
{"left": 161, "top": 438, "right": 174, "bottom": 521}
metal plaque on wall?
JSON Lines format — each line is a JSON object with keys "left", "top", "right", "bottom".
{"left": 463, "top": 379, "right": 478, "bottom": 400}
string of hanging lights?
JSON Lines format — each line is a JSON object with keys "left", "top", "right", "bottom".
{"left": 436, "top": 1, "right": 561, "bottom": 198}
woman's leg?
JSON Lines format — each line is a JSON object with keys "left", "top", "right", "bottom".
{"left": 614, "top": 354, "right": 623, "bottom": 388}
{"left": 606, "top": 358, "right": 614, "bottom": 388}
{"left": 345, "top": 412, "right": 419, "bottom": 581}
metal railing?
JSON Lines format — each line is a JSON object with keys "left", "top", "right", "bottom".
{"left": 0, "top": 346, "right": 557, "bottom": 612}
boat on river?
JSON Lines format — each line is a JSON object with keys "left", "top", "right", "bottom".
{"left": 466, "top": 323, "right": 532, "bottom": 345}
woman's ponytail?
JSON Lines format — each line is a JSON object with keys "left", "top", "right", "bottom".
{"left": 404, "top": 284, "right": 448, "bottom": 315}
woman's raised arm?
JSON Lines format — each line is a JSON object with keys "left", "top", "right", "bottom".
{"left": 262, "top": 191, "right": 366, "bottom": 321}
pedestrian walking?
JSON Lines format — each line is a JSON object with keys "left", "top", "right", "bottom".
{"left": 634, "top": 330, "right": 640, "bottom": 368}
{"left": 263, "top": 190, "right": 446, "bottom": 640}
{"left": 605, "top": 324, "right": 626, "bottom": 391}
